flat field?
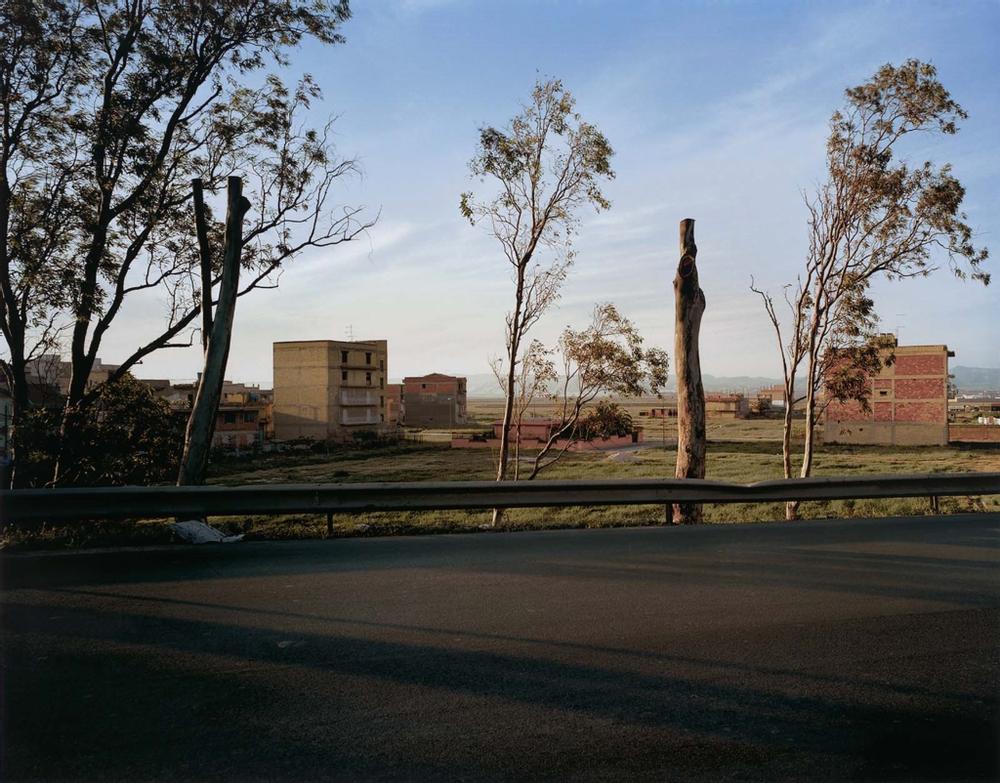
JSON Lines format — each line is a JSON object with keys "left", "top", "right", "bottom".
{"left": 9, "top": 408, "right": 1000, "bottom": 547}
{"left": 11, "top": 407, "right": 995, "bottom": 549}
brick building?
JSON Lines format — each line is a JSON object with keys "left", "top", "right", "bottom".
{"left": 384, "top": 383, "right": 404, "bottom": 425}
{"left": 705, "top": 393, "right": 750, "bottom": 419}
{"left": 273, "top": 339, "right": 390, "bottom": 441}
{"left": 401, "top": 373, "right": 467, "bottom": 427}
{"left": 824, "top": 341, "right": 952, "bottom": 446}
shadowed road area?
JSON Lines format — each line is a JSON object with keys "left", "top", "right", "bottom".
{"left": 2, "top": 514, "right": 998, "bottom": 781}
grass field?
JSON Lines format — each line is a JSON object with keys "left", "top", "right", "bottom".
{"left": 8, "top": 412, "right": 997, "bottom": 549}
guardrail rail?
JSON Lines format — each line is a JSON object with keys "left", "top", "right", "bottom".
{"left": 2, "top": 472, "right": 999, "bottom": 524}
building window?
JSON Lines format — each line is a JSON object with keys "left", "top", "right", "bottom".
{"left": 380, "top": 413, "right": 384, "bottom": 423}
{"left": 244, "top": 412, "right": 257, "bottom": 423}
{"left": 366, "top": 372, "right": 372, "bottom": 386}
{"left": 341, "top": 350, "right": 348, "bottom": 363}
{"left": 379, "top": 359, "right": 384, "bottom": 370}
{"left": 380, "top": 396, "right": 384, "bottom": 406}
{"left": 421, "top": 383, "right": 426, "bottom": 389}
{"left": 365, "top": 352, "right": 372, "bottom": 365}
{"left": 341, "top": 370, "right": 348, "bottom": 381}
{"left": 878, "top": 390, "right": 888, "bottom": 397}
{"left": 380, "top": 377, "right": 384, "bottom": 389}
{"left": 223, "top": 412, "right": 236, "bottom": 424}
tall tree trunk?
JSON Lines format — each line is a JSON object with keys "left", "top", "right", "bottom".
{"left": 177, "top": 176, "right": 250, "bottom": 486}
{"left": 782, "top": 379, "right": 796, "bottom": 520}
{"left": 193, "top": 178, "right": 214, "bottom": 351}
{"left": 1, "top": 347, "right": 29, "bottom": 489}
{"left": 788, "top": 331, "right": 821, "bottom": 520}
{"left": 491, "top": 264, "right": 526, "bottom": 527}
{"left": 672, "top": 218, "right": 706, "bottom": 524}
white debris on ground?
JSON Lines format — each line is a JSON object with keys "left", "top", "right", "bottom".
{"left": 606, "top": 450, "right": 640, "bottom": 462}
{"left": 170, "top": 519, "right": 244, "bottom": 544}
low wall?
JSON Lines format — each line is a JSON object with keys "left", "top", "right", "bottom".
{"left": 823, "top": 420, "right": 948, "bottom": 446}
{"left": 949, "top": 424, "right": 1000, "bottom": 444}
{"left": 452, "top": 432, "right": 643, "bottom": 451}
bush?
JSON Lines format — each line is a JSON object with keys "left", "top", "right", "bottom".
{"left": 579, "top": 401, "right": 634, "bottom": 440}
{"left": 14, "top": 375, "right": 185, "bottom": 487}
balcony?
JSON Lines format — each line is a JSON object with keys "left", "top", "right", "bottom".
{"left": 340, "top": 389, "right": 378, "bottom": 406}
{"left": 340, "top": 409, "right": 380, "bottom": 426}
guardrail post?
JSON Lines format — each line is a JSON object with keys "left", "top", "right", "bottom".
{"left": 929, "top": 495, "right": 940, "bottom": 514}
{"left": 326, "top": 512, "right": 334, "bottom": 538}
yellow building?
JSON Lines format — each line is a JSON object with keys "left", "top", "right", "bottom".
{"left": 273, "top": 339, "right": 390, "bottom": 441}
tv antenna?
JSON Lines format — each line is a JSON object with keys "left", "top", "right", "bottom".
{"left": 345, "top": 324, "right": 354, "bottom": 341}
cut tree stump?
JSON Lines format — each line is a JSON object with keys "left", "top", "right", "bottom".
{"left": 672, "top": 218, "right": 706, "bottom": 524}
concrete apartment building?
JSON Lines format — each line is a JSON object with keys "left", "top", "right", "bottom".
{"left": 26, "top": 354, "right": 121, "bottom": 394}
{"left": 401, "top": 373, "right": 468, "bottom": 427}
{"left": 273, "top": 340, "right": 389, "bottom": 441}
{"left": 824, "top": 340, "right": 952, "bottom": 446}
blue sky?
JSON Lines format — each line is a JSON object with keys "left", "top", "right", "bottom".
{"left": 111, "top": 0, "right": 1000, "bottom": 386}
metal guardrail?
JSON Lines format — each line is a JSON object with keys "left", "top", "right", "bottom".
{"left": 2, "top": 472, "right": 999, "bottom": 524}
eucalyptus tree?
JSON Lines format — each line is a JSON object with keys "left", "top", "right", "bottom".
{"left": 460, "top": 78, "right": 614, "bottom": 525}
{"left": 1, "top": 0, "right": 371, "bottom": 485}
{"left": 752, "top": 60, "right": 989, "bottom": 519}
{"left": 524, "top": 303, "right": 667, "bottom": 481}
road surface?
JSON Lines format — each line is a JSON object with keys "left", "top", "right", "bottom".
{"left": 3, "top": 514, "right": 998, "bottom": 781}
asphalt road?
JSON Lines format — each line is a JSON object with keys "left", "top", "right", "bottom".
{"left": 2, "top": 514, "right": 998, "bottom": 782}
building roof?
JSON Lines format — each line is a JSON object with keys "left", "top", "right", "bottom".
{"left": 273, "top": 339, "right": 386, "bottom": 349}
{"left": 404, "top": 373, "right": 465, "bottom": 383}
{"left": 492, "top": 418, "right": 557, "bottom": 426}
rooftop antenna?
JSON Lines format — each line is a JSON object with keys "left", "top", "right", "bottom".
{"left": 345, "top": 324, "right": 354, "bottom": 341}
{"left": 894, "top": 313, "right": 906, "bottom": 343}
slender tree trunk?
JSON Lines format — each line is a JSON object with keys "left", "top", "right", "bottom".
{"left": 491, "top": 265, "right": 526, "bottom": 527}
{"left": 788, "top": 336, "right": 821, "bottom": 520}
{"left": 781, "top": 379, "right": 796, "bottom": 520}
{"left": 781, "top": 382, "right": 794, "bottom": 479}
{"left": 672, "top": 218, "right": 706, "bottom": 524}
{"left": 2, "top": 349, "right": 29, "bottom": 489}
{"left": 193, "top": 178, "right": 214, "bottom": 351}
{"left": 177, "top": 176, "right": 250, "bottom": 486}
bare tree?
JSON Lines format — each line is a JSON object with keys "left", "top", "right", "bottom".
{"left": 752, "top": 60, "right": 989, "bottom": 519}
{"left": 0, "top": 1, "right": 373, "bottom": 486}
{"left": 523, "top": 304, "right": 667, "bottom": 480}
{"left": 460, "top": 78, "right": 614, "bottom": 525}
{"left": 490, "top": 339, "right": 556, "bottom": 481}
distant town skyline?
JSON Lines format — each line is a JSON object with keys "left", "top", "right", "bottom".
{"left": 99, "top": 0, "right": 999, "bottom": 387}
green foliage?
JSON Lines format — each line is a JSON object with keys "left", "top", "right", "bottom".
{"left": 15, "top": 376, "right": 184, "bottom": 487}
{"left": 579, "top": 401, "right": 633, "bottom": 439}
{"left": 2, "top": 0, "right": 365, "bottom": 487}
{"left": 559, "top": 303, "right": 669, "bottom": 400}
{"left": 822, "top": 59, "right": 989, "bottom": 286}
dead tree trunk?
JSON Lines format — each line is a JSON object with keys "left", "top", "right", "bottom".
{"left": 672, "top": 218, "right": 706, "bottom": 524}
{"left": 177, "top": 176, "right": 250, "bottom": 486}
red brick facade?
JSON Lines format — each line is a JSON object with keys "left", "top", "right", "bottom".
{"left": 894, "top": 378, "right": 944, "bottom": 400}
{"left": 894, "top": 354, "right": 945, "bottom": 376}
{"left": 401, "top": 373, "right": 467, "bottom": 427}
{"left": 948, "top": 424, "right": 1000, "bottom": 443}
{"left": 824, "top": 342, "right": 951, "bottom": 446}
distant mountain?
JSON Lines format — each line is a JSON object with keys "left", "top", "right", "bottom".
{"left": 462, "top": 366, "right": 1000, "bottom": 398}
{"left": 465, "top": 372, "right": 792, "bottom": 398}
{"left": 952, "top": 366, "right": 1000, "bottom": 392}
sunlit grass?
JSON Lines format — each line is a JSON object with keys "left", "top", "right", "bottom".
{"left": 6, "top": 423, "right": 997, "bottom": 550}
